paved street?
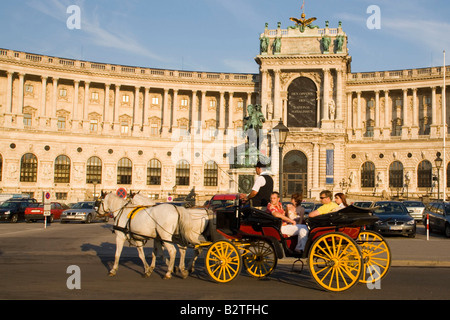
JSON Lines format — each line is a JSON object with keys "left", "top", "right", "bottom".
{"left": 0, "top": 220, "right": 449, "bottom": 303}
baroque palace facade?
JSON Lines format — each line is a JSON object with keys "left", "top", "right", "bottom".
{"left": 0, "top": 18, "right": 449, "bottom": 203}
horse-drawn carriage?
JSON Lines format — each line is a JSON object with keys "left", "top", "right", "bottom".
{"left": 199, "top": 194, "right": 391, "bottom": 292}
{"left": 98, "top": 192, "right": 391, "bottom": 293}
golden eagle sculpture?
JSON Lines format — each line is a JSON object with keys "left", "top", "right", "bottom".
{"left": 290, "top": 13, "right": 318, "bottom": 33}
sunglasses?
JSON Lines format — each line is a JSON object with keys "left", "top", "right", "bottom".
{"left": 320, "top": 196, "right": 329, "bottom": 199}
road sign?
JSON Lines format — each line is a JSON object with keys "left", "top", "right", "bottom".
{"left": 45, "top": 192, "right": 51, "bottom": 200}
{"left": 167, "top": 196, "right": 173, "bottom": 202}
{"left": 117, "top": 188, "right": 127, "bottom": 199}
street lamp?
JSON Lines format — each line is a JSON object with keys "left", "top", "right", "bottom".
{"left": 435, "top": 155, "right": 443, "bottom": 201}
{"left": 273, "top": 119, "right": 290, "bottom": 201}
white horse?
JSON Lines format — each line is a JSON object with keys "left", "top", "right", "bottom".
{"left": 129, "top": 193, "right": 211, "bottom": 275}
{"left": 98, "top": 192, "right": 210, "bottom": 279}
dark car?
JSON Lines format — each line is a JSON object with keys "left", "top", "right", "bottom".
{"left": 353, "top": 201, "right": 374, "bottom": 208}
{"left": 370, "top": 201, "right": 416, "bottom": 237}
{"left": 0, "top": 198, "right": 38, "bottom": 223}
{"left": 422, "top": 202, "right": 450, "bottom": 238}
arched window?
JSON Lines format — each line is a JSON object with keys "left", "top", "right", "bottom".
{"left": 86, "top": 157, "right": 102, "bottom": 184}
{"left": 389, "top": 161, "right": 404, "bottom": 188}
{"left": 20, "top": 153, "right": 38, "bottom": 182}
{"left": 176, "top": 160, "right": 190, "bottom": 186}
{"left": 417, "top": 160, "right": 432, "bottom": 188}
{"left": 361, "top": 162, "right": 376, "bottom": 188}
{"left": 117, "top": 158, "right": 132, "bottom": 185}
{"left": 204, "top": 161, "right": 218, "bottom": 187}
{"left": 283, "top": 150, "right": 308, "bottom": 198}
{"left": 54, "top": 155, "right": 71, "bottom": 183}
{"left": 147, "top": 159, "right": 162, "bottom": 185}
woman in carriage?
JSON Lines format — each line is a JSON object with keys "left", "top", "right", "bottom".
{"left": 266, "top": 192, "right": 308, "bottom": 253}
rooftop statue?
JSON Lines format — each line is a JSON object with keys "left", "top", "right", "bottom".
{"left": 290, "top": 12, "right": 319, "bottom": 33}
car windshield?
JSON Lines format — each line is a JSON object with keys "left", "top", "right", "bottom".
{"left": 211, "top": 200, "right": 235, "bottom": 208}
{"left": 0, "top": 202, "right": 19, "bottom": 209}
{"left": 373, "top": 203, "right": 408, "bottom": 215}
{"left": 354, "top": 202, "right": 372, "bottom": 208}
{"left": 403, "top": 201, "right": 424, "bottom": 207}
{"left": 72, "top": 202, "right": 94, "bottom": 209}
{"left": 445, "top": 205, "right": 450, "bottom": 215}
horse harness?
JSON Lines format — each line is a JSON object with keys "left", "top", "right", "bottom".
{"left": 112, "top": 204, "right": 186, "bottom": 246}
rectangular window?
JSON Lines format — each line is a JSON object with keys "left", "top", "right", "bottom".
{"left": 23, "top": 113, "right": 32, "bottom": 127}
{"left": 56, "top": 193, "right": 68, "bottom": 200}
{"left": 25, "top": 84, "right": 34, "bottom": 93}
{"left": 90, "top": 120, "right": 98, "bottom": 132}
{"left": 152, "top": 97, "right": 159, "bottom": 105}
{"left": 121, "top": 122, "right": 129, "bottom": 134}
{"left": 150, "top": 124, "right": 159, "bottom": 136}
{"left": 59, "top": 89, "right": 67, "bottom": 97}
{"left": 57, "top": 117, "right": 66, "bottom": 130}
{"left": 91, "top": 92, "right": 99, "bottom": 101}
{"left": 122, "top": 95, "right": 129, "bottom": 103}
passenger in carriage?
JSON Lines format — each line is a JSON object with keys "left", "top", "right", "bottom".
{"left": 287, "top": 192, "right": 306, "bottom": 224}
{"left": 334, "top": 193, "right": 349, "bottom": 210}
{"left": 266, "top": 192, "right": 309, "bottom": 254}
{"left": 309, "top": 190, "right": 339, "bottom": 218}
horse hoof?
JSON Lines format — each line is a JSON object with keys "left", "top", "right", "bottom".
{"left": 143, "top": 272, "right": 152, "bottom": 278}
{"left": 163, "top": 275, "right": 172, "bottom": 280}
{"left": 108, "top": 271, "right": 116, "bottom": 277}
{"left": 181, "top": 270, "right": 189, "bottom": 279}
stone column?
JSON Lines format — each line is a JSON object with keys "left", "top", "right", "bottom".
{"left": 142, "top": 87, "right": 150, "bottom": 135}
{"left": 374, "top": 90, "right": 381, "bottom": 139}
{"left": 383, "top": 90, "right": 391, "bottom": 138}
{"left": 402, "top": 89, "right": 409, "bottom": 139}
{"left": 355, "top": 91, "right": 362, "bottom": 139}
{"left": 336, "top": 69, "right": 343, "bottom": 121}
{"left": 219, "top": 91, "right": 226, "bottom": 131}
{"left": 113, "top": 85, "right": 120, "bottom": 129}
{"left": 313, "top": 143, "right": 320, "bottom": 190}
{"left": 346, "top": 92, "right": 353, "bottom": 138}
{"left": 228, "top": 92, "right": 234, "bottom": 134}
{"left": 430, "top": 86, "right": 438, "bottom": 137}
{"left": 39, "top": 76, "right": 48, "bottom": 127}
{"left": 83, "top": 81, "right": 90, "bottom": 131}
{"left": 50, "top": 77, "right": 59, "bottom": 130}
{"left": 172, "top": 89, "right": 178, "bottom": 129}
{"left": 273, "top": 70, "right": 281, "bottom": 120}
{"left": 15, "top": 73, "right": 25, "bottom": 129}
{"left": 322, "top": 68, "right": 330, "bottom": 121}
{"left": 72, "top": 80, "right": 80, "bottom": 130}
{"left": 103, "top": 83, "right": 111, "bottom": 132}
{"left": 162, "top": 88, "right": 171, "bottom": 136}
{"left": 260, "top": 70, "right": 268, "bottom": 119}
{"left": 411, "top": 88, "right": 419, "bottom": 138}
{"left": 133, "top": 86, "right": 142, "bottom": 131}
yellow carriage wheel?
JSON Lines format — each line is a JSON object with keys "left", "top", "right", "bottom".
{"left": 205, "top": 241, "right": 242, "bottom": 283}
{"left": 357, "top": 231, "right": 391, "bottom": 284}
{"left": 308, "top": 232, "right": 363, "bottom": 292}
{"left": 243, "top": 240, "right": 278, "bottom": 279}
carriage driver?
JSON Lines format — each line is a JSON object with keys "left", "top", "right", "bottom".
{"left": 242, "top": 161, "right": 274, "bottom": 208}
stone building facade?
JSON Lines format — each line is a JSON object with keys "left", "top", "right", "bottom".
{"left": 0, "top": 19, "right": 448, "bottom": 203}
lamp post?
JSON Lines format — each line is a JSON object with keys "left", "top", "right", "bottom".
{"left": 435, "top": 155, "right": 443, "bottom": 201}
{"left": 273, "top": 119, "right": 290, "bottom": 201}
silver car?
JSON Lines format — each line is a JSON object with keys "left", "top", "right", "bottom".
{"left": 60, "top": 201, "right": 100, "bottom": 224}
{"left": 403, "top": 200, "right": 425, "bottom": 221}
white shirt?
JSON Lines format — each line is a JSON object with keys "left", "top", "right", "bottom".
{"left": 252, "top": 171, "right": 270, "bottom": 192}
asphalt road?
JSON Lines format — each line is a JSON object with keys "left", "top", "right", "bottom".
{"left": 0, "top": 220, "right": 449, "bottom": 304}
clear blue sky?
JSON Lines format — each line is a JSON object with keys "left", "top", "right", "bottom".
{"left": 0, "top": 0, "right": 449, "bottom": 74}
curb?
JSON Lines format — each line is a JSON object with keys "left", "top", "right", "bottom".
{"left": 391, "top": 260, "right": 450, "bottom": 267}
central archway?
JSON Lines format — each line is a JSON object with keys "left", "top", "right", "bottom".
{"left": 283, "top": 150, "right": 308, "bottom": 198}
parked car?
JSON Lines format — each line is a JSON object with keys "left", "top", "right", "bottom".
{"left": 60, "top": 201, "right": 103, "bottom": 224}
{"left": 369, "top": 201, "right": 416, "bottom": 238}
{"left": 353, "top": 201, "right": 374, "bottom": 208}
{"left": 0, "top": 198, "right": 38, "bottom": 223}
{"left": 300, "top": 202, "right": 316, "bottom": 215}
{"left": 402, "top": 200, "right": 425, "bottom": 221}
{"left": 422, "top": 201, "right": 450, "bottom": 238}
{"left": 25, "top": 202, "right": 69, "bottom": 223}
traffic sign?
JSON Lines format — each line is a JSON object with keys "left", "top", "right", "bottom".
{"left": 167, "top": 196, "right": 173, "bottom": 202}
{"left": 45, "top": 192, "right": 51, "bottom": 200}
{"left": 117, "top": 188, "right": 127, "bottom": 199}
